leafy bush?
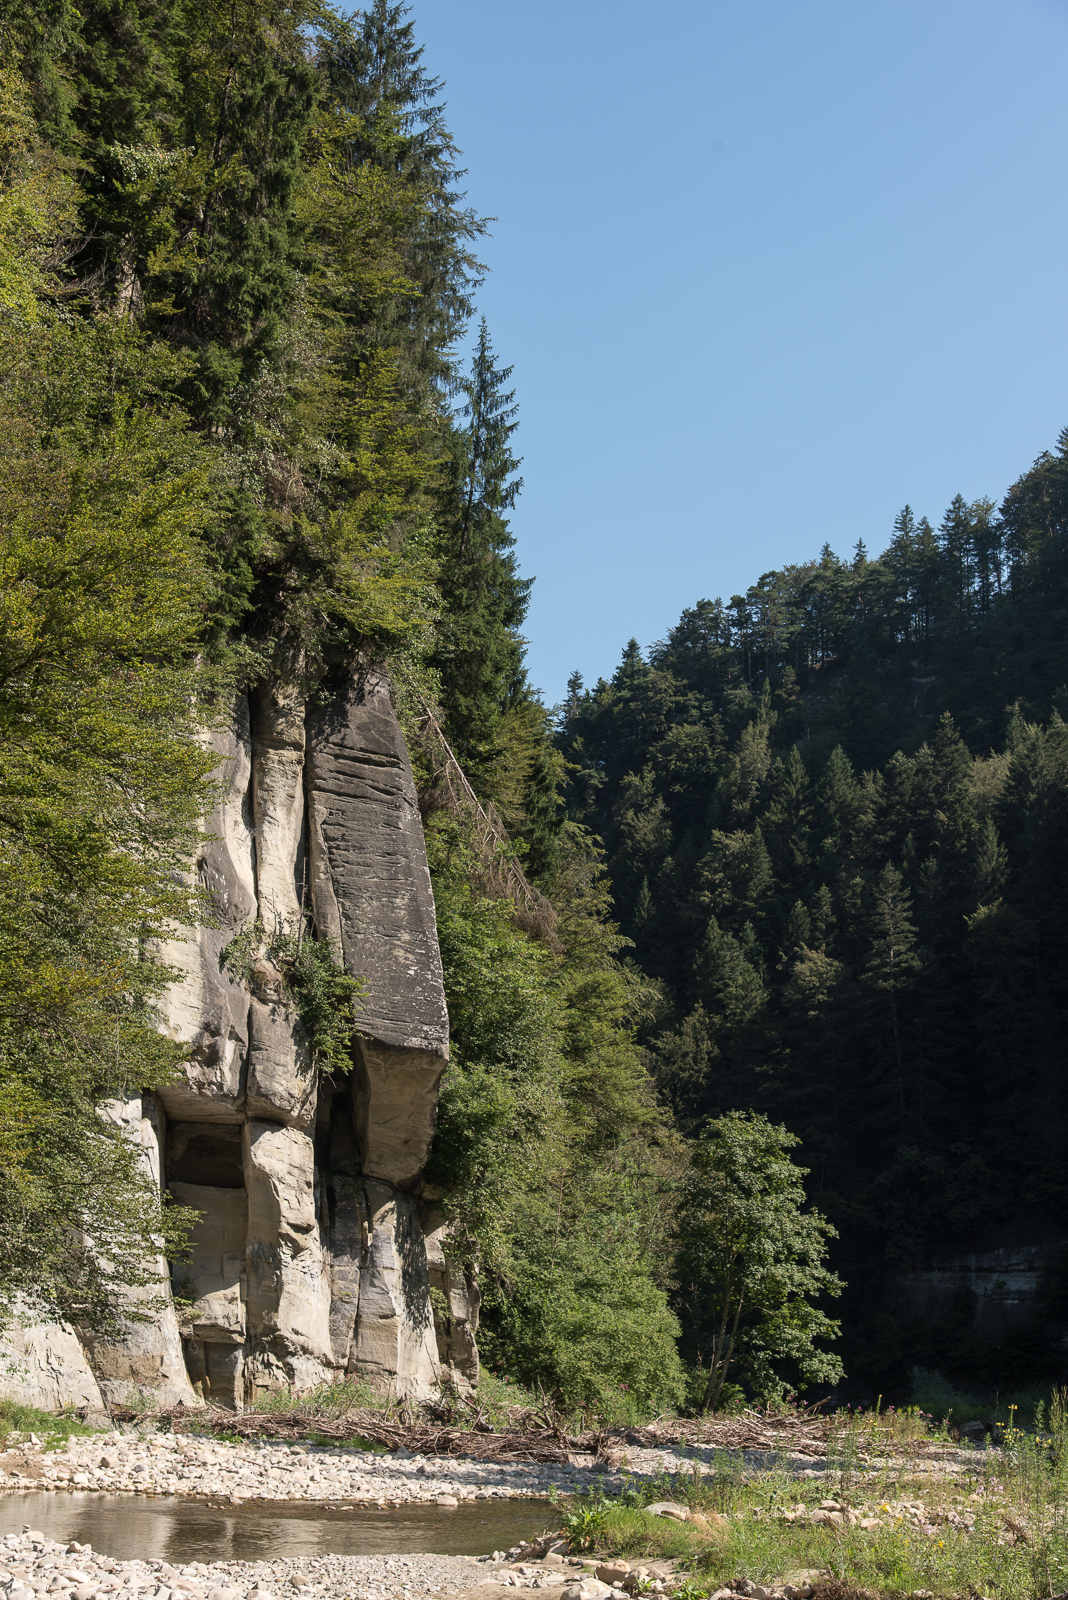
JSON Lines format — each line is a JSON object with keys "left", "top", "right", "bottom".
{"left": 220, "top": 919, "right": 363, "bottom": 1074}
{"left": 427, "top": 820, "right": 684, "bottom": 1417}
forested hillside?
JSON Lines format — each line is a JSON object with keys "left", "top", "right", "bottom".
{"left": 0, "top": 0, "right": 685, "bottom": 1415}
{"left": 5, "top": 0, "right": 1061, "bottom": 1414}
{"left": 557, "top": 453, "right": 1068, "bottom": 1395}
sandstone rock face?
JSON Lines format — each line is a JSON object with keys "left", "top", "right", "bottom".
{"left": 307, "top": 670, "right": 449, "bottom": 1189}
{"left": 79, "top": 1095, "right": 198, "bottom": 1409}
{"left": 0, "top": 674, "right": 456, "bottom": 1413}
{"left": 305, "top": 671, "right": 448, "bottom": 1055}
{"left": 423, "top": 1213, "right": 480, "bottom": 1386}
{"left": 155, "top": 703, "right": 258, "bottom": 1127}
{"left": 350, "top": 1181, "right": 439, "bottom": 1398}
{"left": 251, "top": 681, "right": 306, "bottom": 929}
{"left": 245, "top": 998, "right": 316, "bottom": 1128}
{"left": 0, "top": 1305, "right": 104, "bottom": 1412}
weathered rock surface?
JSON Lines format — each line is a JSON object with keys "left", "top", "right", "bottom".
{"left": 245, "top": 998, "right": 316, "bottom": 1128}
{"left": 307, "top": 670, "right": 449, "bottom": 1189}
{"left": 169, "top": 1182, "right": 248, "bottom": 1342}
{"left": 251, "top": 681, "right": 306, "bottom": 929}
{"left": 0, "top": 1305, "right": 103, "bottom": 1412}
{"left": 79, "top": 1096, "right": 197, "bottom": 1409}
{"left": 155, "top": 702, "right": 257, "bottom": 1126}
{"left": 0, "top": 670, "right": 455, "bottom": 1411}
{"left": 306, "top": 670, "right": 448, "bottom": 1055}
{"left": 424, "top": 1211, "right": 481, "bottom": 1386}
{"left": 349, "top": 1180, "right": 439, "bottom": 1398}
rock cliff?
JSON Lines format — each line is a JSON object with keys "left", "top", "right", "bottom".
{"left": 0, "top": 669, "right": 477, "bottom": 1411}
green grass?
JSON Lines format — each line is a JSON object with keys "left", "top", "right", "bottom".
{"left": 554, "top": 1394, "right": 1068, "bottom": 1600}
{"left": 0, "top": 1400, "right": 102, "bottom": 1450}
{"left": 245, "top": 1377, "right": 390, "bottom": 1417}
{"left": 907, "top": 1366, "right": 1058, "bottom": 1433}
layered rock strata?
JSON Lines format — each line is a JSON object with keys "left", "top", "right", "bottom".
{"left": 0, "top": 669, "right": 476, "bottom": 1410}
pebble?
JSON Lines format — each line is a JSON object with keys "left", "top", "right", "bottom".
{"left": 0, "top": 1531, "right": 535, "bottom": 1600}
{"left": 0, "top": 1433, "right": 582, "bottom": 1508}
{"left": 0, "top": 1431, "right": 854, "bottom": 1511}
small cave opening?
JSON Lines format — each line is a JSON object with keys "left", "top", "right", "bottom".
{"left": 167, "top": 1122, "right": 244, "bottom": 1188}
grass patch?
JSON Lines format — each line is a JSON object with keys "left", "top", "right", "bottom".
{"left": 0, "top": 1400, "right": 102, "bottom": 1450}
{"left": 907, "top": 1367, "right": 1056, "bottom": 1433}
{"left": 556, "top": 1396, "right": 1068, "bottom": 1600}
{"left": 245, "top": 1377, "right": 390, "bottom": 1418}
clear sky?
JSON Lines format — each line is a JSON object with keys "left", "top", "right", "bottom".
{"left": 413, "top": 0, "right": 1068, "bottom": 707}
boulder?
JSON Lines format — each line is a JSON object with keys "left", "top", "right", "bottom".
{"left": 645, "top": 1501, "right": 690, "bottom": 1522}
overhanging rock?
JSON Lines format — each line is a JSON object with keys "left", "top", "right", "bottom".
{"left": 307, "top": 669, "right": 449, "bottom": 1189}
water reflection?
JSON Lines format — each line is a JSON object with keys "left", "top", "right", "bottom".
{"left": 0, "top": 1492, "right": 552, "bottom": 1562}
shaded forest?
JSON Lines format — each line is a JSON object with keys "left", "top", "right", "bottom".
{"left": 557, "top": 451, "right": 1068, "bottom": 1394}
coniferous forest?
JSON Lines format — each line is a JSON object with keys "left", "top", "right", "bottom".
{"left": 1, "top": 0, "right": 1066, "bottom": 1414}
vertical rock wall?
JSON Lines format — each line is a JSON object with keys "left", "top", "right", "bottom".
{"left": 0, "top": 667, "right": 474, "bottom": 1411}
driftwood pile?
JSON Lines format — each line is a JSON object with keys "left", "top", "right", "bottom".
{"left": 108, "top": 1402, "right": 852, "bottom": 1464}
{"left": 613, "top": 1411, "right": 835, "bottom": 1459}
{"left": 111, "top": 1403, "right": 575, "bottom": 1463}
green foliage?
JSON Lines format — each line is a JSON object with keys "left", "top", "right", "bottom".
{"left": 557, "top": 458, "right": 1068, "bottom": 1394}
{"left": 674, "top": 1112, "right": 842, "bottom": 1408}
{"left": 426, "top": 815, "right": 684, "bottom": 1416}
{"left": 0, "top": 64, "right": 75, "bottom": 318}
{"left": 220, "top": 918, "right": 363, "bottom": 1075}
{"left": 0, "top": 307, "right": 221, "bottom": 1328}
{"left": 561, "top": 1490, "right": 613, "bottom": 1550}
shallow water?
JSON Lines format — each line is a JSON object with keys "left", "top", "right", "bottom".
{"left": 0, "top": 1492, "right": 554, "bottom": 1562}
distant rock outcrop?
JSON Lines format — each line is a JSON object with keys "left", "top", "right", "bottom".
{"left": 0, "top": 668, "right": 475, "bottom": 1411}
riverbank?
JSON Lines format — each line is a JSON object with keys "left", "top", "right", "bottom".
{"left": 0, "top": 1431, "right": 861, "bottom": 1508}
{"left": 0, "top": 1527, "right": 545, "bottom": 1600}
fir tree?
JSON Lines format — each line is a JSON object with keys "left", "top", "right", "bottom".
{"left": 432, "top": 318, "right": 531, "bottom": 784}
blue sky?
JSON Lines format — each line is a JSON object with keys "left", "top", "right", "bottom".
{"left": 414, "top": 0, "right": 1068, "bottom": 706}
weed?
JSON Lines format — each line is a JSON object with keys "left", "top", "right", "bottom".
{"left": 563, "top": 1491, "right": 614, "bottom": 1550}
{"left": 0, "top": 1400, "right": 100, "bottom": 1449}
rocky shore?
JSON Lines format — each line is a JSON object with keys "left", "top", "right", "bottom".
{"left": 0, "top": 1530, "right": 678, "bottom": 1600}
{"left": 0, "top": 1431, "right": 836, "bottom": 1508}
{"left": 0, "top": 1528, "right": 537, "bottom": 1600}
{"left": 1, "top": 1433, "right": 589, "bottom": 1506}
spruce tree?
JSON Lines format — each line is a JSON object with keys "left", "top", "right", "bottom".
{"left": 318, "top": 0, "right": 486, "bottom": 395}
{"left": 432, "top": 318, "right": 531, "bottom": 784}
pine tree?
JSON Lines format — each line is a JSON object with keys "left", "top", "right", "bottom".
{"left": 318, "top": 0, "right": 486, "bottom": 395}
{"left": 861, "top": 863, "right": 921, "bottom": 1125}
{"left": 432, "top": 319, "right": 531, "bottom": 785}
